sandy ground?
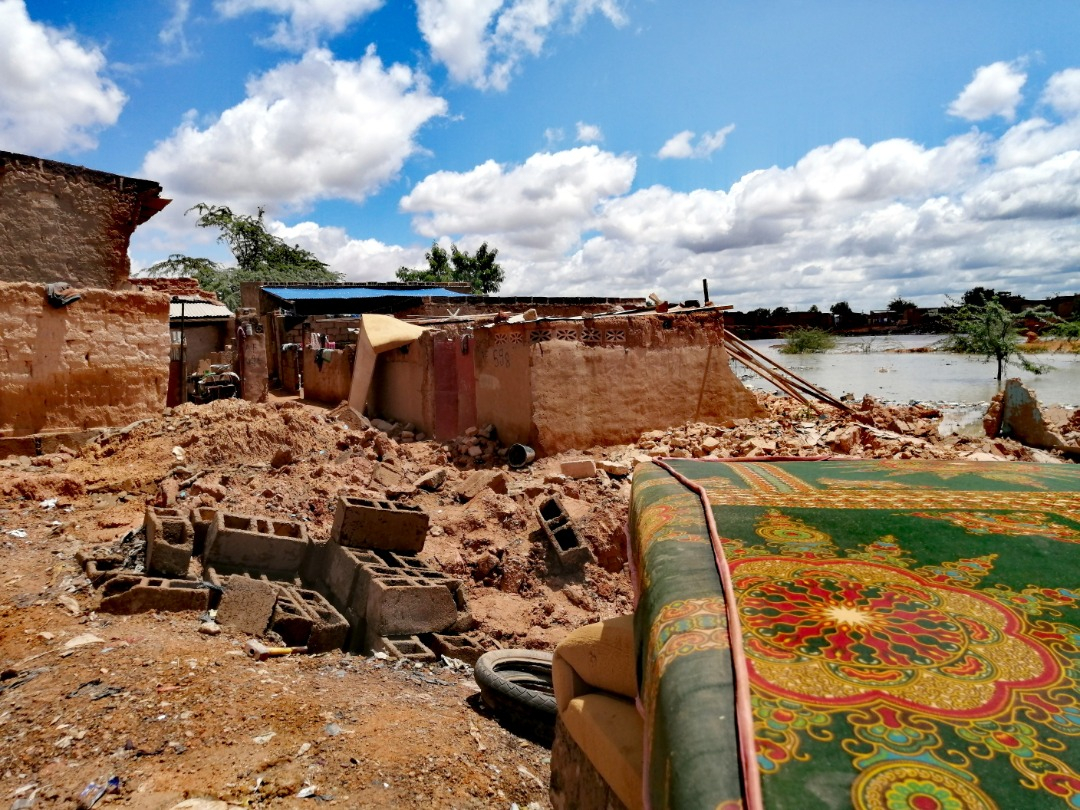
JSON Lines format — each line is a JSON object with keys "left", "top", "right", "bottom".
{"left": 1, "top": 391, "right": 1075, "bottom": 808}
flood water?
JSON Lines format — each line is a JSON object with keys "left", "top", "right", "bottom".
{"left": 736, "top": 335, "right": 1080, "bottom": 410}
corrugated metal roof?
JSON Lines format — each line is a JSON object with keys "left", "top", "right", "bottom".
{"left": 262, "top": 286, "right": 468, "bottom": 301}
{"left": 169, "top": 300, "right": 233, "bottom": 320}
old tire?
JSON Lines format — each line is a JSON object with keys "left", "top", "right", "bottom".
{"left": 474, "top": 649, "right": 556, "bottom": 743}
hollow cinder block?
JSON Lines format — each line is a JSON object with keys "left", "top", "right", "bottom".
{"left": 331, "top": 494, "right": 429, "bottom": 553}
{"left": 98, "top": 575, "right": 209, "bottom": 614}
{"left": 145, "top": 506, "right": 194, "bottom": 578}
{"left": 189, "top": 507, "right": 218, "bottom": 557}
{"left": 421, "top": 632, "right": 485, "bottom": 665}
{"left": 363, "top": 571, "right": 459, "bottom": 637}
{"left": 367, "top": 633, "right": 437, "bottom": 663}
{"left": 204, "top": 512, "right": 311, "bottom": 579}
{"left": 536, "top": 496, "right": 595, "bottom": 570}
{"left": 270, "top": 584, "right": 349, "bottom": 653}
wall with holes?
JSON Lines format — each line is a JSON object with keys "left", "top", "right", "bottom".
{"left": 473, "top": 311, "right": 765, "bottom": 453}
{"left": 0, "top": 282, "right": 170, "bottom": 436}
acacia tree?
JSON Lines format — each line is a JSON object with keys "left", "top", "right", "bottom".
{"left": 396, "top": 241, "right": 504, "bottom": 295}
{"left": 941, "top": 296, "right": 1048, "bottom": 382}
{"left": 144, "top": 204, "right": 341, "bottom": 309}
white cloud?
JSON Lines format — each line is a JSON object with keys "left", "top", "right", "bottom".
{"left": 0, "top": 0, "right": 126, "bottom": 154}
{"left": 658, "top": 124, "right": 735, "bottom": 159}
{"left": 399, "top": 146, "right": 636, "bottom": 255}
{"left": 416, "top": 0, "right": 627, "bottom": 90}
{"left": 1043, "top": 68, "right": 1080, "bottom": 116}
{"left": 271, "top": 221, "right": 426, "bottom": 280}
{"left": 948, "top": 61, "right": 1027, "bottom": 122}
{"left": 159, "top": 0, "right": 193, "bottom": 60}
{"left": 575, "top": 121, "right": 602, "bottom": 142}
{"left": 544, "top": 127, "right": 565, "bottom": 145}
{"left": 214, "top": 0, "right": 384, "bottom": 50}
{"left": 141, "top": 47, "right": 447, "bottom": 212}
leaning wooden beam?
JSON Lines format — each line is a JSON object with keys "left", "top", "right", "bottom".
{"left": 724, "top": 331, "right": 852, "bottom": 412}
{"left": 724, "top": 342, "right": 817, "bottom": 409}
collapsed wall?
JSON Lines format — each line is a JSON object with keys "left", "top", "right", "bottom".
{"left": 0, "top": 151, "right": 167, "bottom": 289}
{"left": 472, "top": 311, "right": 765, "bottom": 453}
{"left": 0, "top": 282, "right": 170, "bottom": 437}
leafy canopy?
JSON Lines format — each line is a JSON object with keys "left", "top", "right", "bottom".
{"left": 144, "top": 204, "right": 341, "bottom": 310}
{"left": 941, "top": 296, "right": 1050, "bottom": 382}
{"left": 780, "top": 327, "right": 837, "bottom": 354}
{"left": 395, "top": 241, "right": 504, "bottom": 295}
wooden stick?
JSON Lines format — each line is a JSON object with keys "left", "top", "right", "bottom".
{"left": 724, "top": 331, "right": 851, "bottom": 411}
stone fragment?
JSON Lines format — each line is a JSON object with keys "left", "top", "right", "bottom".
{"left": 560, "top": 458, "right": 597, "bottom": 479}
{"left": 414, "top": 468, "right": 447, "bottom": 491}
{"left": 455, "top": 470, "right": 509, "bottom": 502}
{"left": 597, "top": 460, "right": 631, "bottom": 477}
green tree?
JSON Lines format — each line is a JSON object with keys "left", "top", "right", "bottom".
{"left": 780, "top": 327, "right": 837, "bottom": 354}
{"left": 144, "top": 204, "right": 341, "bottom": 310}
{"left": 888, "top": 297, "right": 916, "bottom": 313}
{"left": 941, "top": 296, "right": 1048, "bottom": 382}
{"left": 830, "top": 301, "right": 853, "bottom": 317}
{"left": 961, "top": 286, "right": 997, "bottom": 306}
{"left": 396, "top": 241, "right": 504, "bottom": 295}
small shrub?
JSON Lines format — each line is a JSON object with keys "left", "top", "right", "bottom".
{"left": 780, "top": 327, "right": 836, "bottom": 354}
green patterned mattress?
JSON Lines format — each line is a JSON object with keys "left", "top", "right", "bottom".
{"left": 629, "top": 458, "right": 1080, "bottom": 810}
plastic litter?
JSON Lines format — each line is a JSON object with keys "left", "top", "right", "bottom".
{"left": 76, "top": 776, "right": 118, "bottom": 809}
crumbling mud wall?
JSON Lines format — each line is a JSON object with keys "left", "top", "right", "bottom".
{"left": 370, "top": 332, "right": 438, "bottom": 433}
{"left": 302, "top": 346, "right": 355, "bottom": 405}
{"left": 0, "top": 282, "right": 170, "bottom": 436}
{"left": 0, "top": 151, "right": 166, "bottom": 289}
{"left": 474, "top": 312, "right": 765, "bottom": 453}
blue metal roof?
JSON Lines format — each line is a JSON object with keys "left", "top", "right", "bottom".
{"left": 262, "top": 286, "right": 468, "bottom": 301}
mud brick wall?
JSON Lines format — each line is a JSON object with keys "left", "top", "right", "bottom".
{"left": 0, "top": 282, "right": 170, "bottom": 436}
{"left": 473, "top": 311, "right": 765, "bottom": 452}
{"left": 128, "top": 277, "right": 221, "bottom": 302}
{"left": 0, "top": 151, "right": 165, "bottom": 289}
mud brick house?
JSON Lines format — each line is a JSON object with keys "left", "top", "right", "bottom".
{"left": 0, "top": 151, "right": 171, "bottom": 456}
{"left": 365, "top": 309, "right": 764, "bottom": 452}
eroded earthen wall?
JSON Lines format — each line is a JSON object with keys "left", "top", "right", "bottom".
{"left": 0, "top": 282, "right": 170, "bottom": 436}
{"left": 474, "top": 313, "right": 765, "bottom": 453}
{"left": 0, "top": 152, "right": 163, "bottom": 289}
{"left": 370, "top": 333, "right": 436, "bottom": 433}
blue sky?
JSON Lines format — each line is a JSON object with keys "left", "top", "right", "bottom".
{"left": 3, "top": 0, "right": 1080, "bottom": 310}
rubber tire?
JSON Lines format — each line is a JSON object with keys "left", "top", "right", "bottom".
{"left": 474, "top": 650, "right": 556, "bottom": 742}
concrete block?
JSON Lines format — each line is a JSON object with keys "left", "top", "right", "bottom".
{"left": 560, "top": 458, "right": 597, "bottom": 479}
{"left": 330, "top": 494, "right": 429, "bottom": 553}
{"left": 537, "top": 496, "right": 595, "bottom": 570}
{"left": 270, "top": 585, "right": 349, "bottom": 653}
{"left": 145, "top": 506, "right": 194, "bottom": 578}
{"left": 216, "top": 575, "right": 277, "bottom": 635}
{"left": 364, "top": 571, "right": 460, "bottom": 637}
{"left": 189, "top": 507, "right": 218, "bottom": 557}
{"left": 77, "top": 552, "right": 126, "bottom": 587}
{"left": 204, "top": 512, "right": 311, "bottom": 578}
{"left": 421, "top": 632, "right": 485, "bottom": 665}
{"left": 98, "top": 575, "right": 210, "bottom": 614}
{"left": 367, "top": 633, "right": 437, "bottom": 663}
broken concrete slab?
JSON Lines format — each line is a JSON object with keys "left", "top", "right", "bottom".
{"left": 987, "top": 378, "right": 1080, "bottom": 456}
{"left": 98, "top": 576, "right": 210, "bottom": 614}
{"left": 145, "top": 506, "right": 194, "bottom": 578}
{"left": 216, "top": 575, "right": 278, "bottom": 635}
{"left": 330, "top": 494, "right": 429, "bottom": 553}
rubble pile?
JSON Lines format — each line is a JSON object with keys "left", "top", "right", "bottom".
{"left": 628, "top": 392, "right": 1065, "bottom": 463}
